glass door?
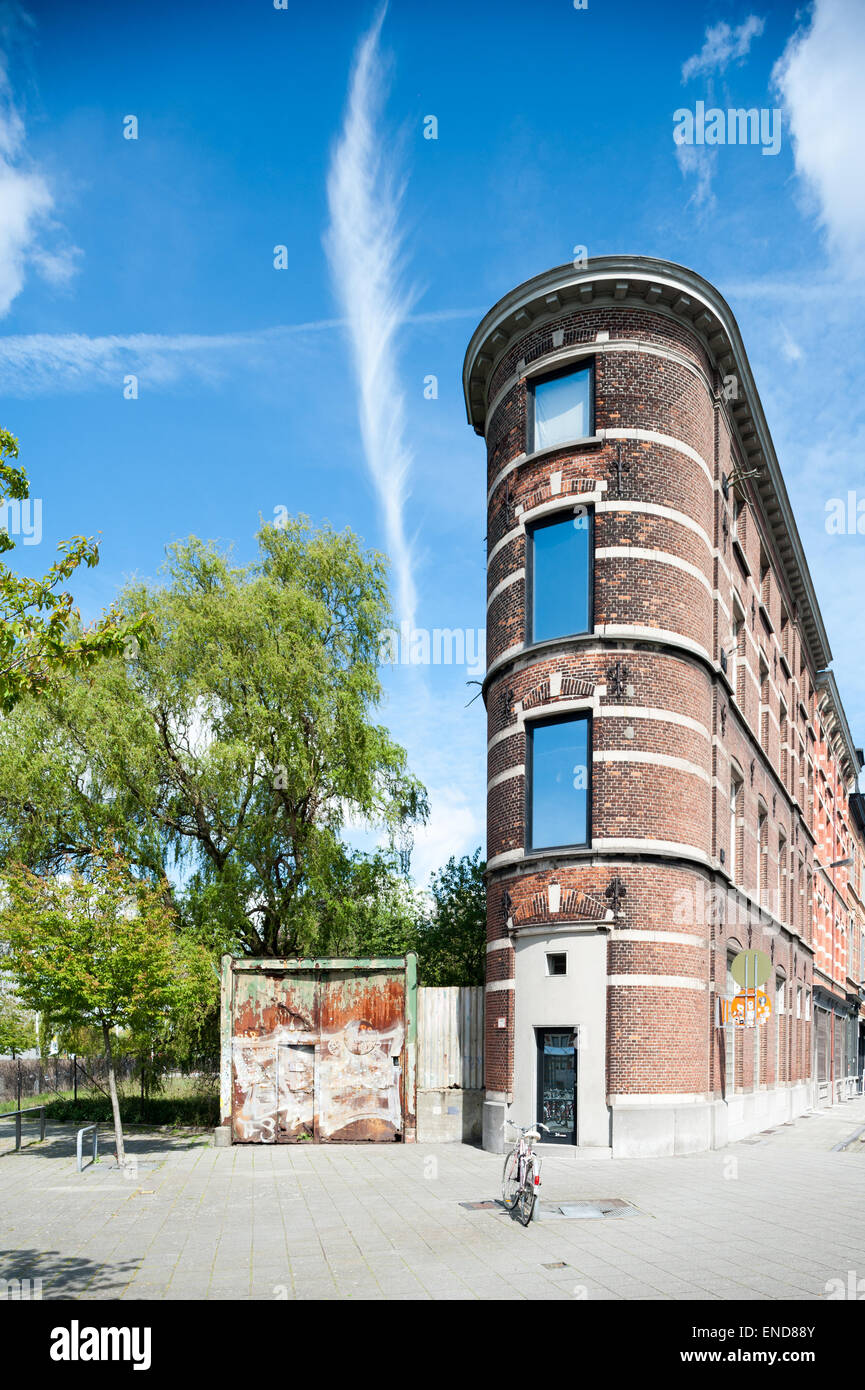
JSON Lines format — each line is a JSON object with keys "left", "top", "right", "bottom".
{"left": 536, "top": 1028, "right": 577, "bottom": 1145}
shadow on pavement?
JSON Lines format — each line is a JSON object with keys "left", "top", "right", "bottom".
{"left": 0, "top": 1247, "right": 141, "bottom": 1300}
{"left": 0, "top": 1127, "right": 207, "bottom": 1163}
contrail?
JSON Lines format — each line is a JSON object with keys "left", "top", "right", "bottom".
{"left": 324, "top": 4, "right": 418, "bottom": 630}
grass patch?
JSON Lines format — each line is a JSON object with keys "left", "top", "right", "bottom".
{"left": 1, "top": 1077, "right": 218, "bottom": 1127}
{"left": 43, "top": 1096, "right": 218, "bottom": 1128}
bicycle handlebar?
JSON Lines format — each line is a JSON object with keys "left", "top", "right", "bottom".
{"left": 506, "top": 1120, "right": 550, "bottom": 1133}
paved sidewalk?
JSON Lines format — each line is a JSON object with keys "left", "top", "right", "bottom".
{"left": 2, "top": 1101, "right": 865, "bottom": 1301}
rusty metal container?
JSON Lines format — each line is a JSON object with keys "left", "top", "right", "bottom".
{"left": 219, "top": 956, "right": 417, "bottom": 1143}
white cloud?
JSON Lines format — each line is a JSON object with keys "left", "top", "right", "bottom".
{"left": 675, "top": 143, "right": 718, "bottom": 211}
{"left": 772, "top": 0, "right": 865, "bottom": 268}
{"left": 0, "top": 30, "right": 81, "bottom": 315}
{"left": 779, "top": 327, "right": 803, "bottom": 363}
{"left": 409, "top": 785, "right": 482, "bottom": 886}
{"left": 682, "top": 15, "right": 766, "bottom": 81}
{"left": 324, "top": 5, "right": 419, "bottom": 632}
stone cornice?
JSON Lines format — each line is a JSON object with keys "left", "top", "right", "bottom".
{"left": 816, "top": 669, "right": 861, "bottom": 789}
{"left": 463, "top": 255, "right": 833, "bottom": 673}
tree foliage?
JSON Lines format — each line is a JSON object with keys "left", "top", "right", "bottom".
{"left": 0, "top": 992, "right": 38, "bottom": 1057}
{"left": 0, "top": 846, "right": 216, "bottom": 1161}
{"left": 0, "top": 517, "right": 428, "bottom": 958}
{"left": 416, "top": 847, "right": 486, "bottom": 986}
{"left": 0, "top": 427, "right": 145, "bottom": 714}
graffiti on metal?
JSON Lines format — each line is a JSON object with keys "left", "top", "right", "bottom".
{"left": 224, "top": 958, "right": 415, "bottom": 1144}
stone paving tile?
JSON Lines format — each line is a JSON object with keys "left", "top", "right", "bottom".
{"left": 3, "top": 1101, "right": 865, "bottom": 1300}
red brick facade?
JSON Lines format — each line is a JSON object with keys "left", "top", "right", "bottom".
{"left": 464, "top": 257, "right": 862, "bottom": 1155}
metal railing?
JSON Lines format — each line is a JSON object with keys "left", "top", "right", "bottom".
{"left": 0, "top": 1105, "right": 46, "bottom": 1152}
{"left": 76, "top": 1124, "right": 98, "bottom": 1172}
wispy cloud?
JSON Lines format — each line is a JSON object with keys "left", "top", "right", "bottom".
{"left": 324, "top": 4, "right": 418, "bottom": 631}
{"left": 675, "top": 144, "right": 718, "bottom": 212}
{"left": 682, "top": 15, "right": 765, "bottom": 82}
{"left": 0, "top": 4, "right": 81, "bottom": 315}
{"left": 0, "top": 307, "right": 480, "bottom": 396}
{"left": 773, "top": 0, "right": 865, "bottom": 269}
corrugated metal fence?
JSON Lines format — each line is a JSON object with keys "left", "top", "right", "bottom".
{"left": 417, "top": 987, "right": 483, "bottom": 1090}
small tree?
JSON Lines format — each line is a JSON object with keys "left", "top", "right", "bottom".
{"left": 417, "top": 848, "right": 486, "bottom": 986}
{"left": 0, "top": 848, "right": 215, "bottom": 1164}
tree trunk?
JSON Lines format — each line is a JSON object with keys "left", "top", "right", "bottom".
{"left": 102, "top": 1022, "right": 126, "bottom": 1167}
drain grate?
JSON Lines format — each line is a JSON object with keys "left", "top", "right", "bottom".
{"left": 459, "top": 1200, "right": 501, "bottom": 1210}
{"left": 545, "top": 1198, "right": 636, "bottom": 1220}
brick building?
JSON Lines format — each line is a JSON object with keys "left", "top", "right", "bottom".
{"left": 462, "top": 256, "right": 863, "bottom": 1157}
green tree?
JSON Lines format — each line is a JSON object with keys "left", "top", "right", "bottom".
{"left": 417, "top": 848, "right": 486, "bottom": 986}
{"left": 0, "top": 847, "right": 216, "bottom": 1164}
{"left": 0, "top": 993, "right": 38, "bottom": 1057}
{"left": 0, "top": 428, "right": 144, "bottom": 714}
{"left": 0, "top": 517, "right": 427, "bottom": 958}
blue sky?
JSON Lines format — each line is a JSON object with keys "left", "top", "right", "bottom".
{"left": 2, "top": 0, "right": 864, "bottom": 880}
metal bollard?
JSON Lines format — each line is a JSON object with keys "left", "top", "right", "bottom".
{"left": 76, "top": 1124, "right": 98, "bottom": 1172}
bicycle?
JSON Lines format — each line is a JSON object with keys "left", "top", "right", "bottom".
{"left": 501, "top": 1120, "right": 549, "bottom": 1225}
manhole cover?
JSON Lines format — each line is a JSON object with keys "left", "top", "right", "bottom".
{"left": 547, "top": 1198, "right": 636, "bottom": 1220}
{"left": 459, "top": 1201, "right": 500, "bottom": 1210}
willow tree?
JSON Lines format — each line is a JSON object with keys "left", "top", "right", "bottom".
{"left": 0, "top": 427, "right": 143, "bottom": 714}
{"left": 0, "top": 518, "right": 427, "bottom": 957}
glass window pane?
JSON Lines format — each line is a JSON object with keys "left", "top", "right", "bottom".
{"left": 530, "top": 716, "right": 589, "bottom": 850}
{"left": 539, "top": 1030, "right": 576, "bottom": 1141}
{"left": 531, "top": 513, "right": 591, "bottom": 642}
{"left": 534, "top": 366, "right": 591, "bottom": 450}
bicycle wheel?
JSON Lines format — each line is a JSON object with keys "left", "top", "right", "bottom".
{"left": 501, "top": 1147, "right": 521, "bottom": 1209}
{"left": 516, "top": 1157, "right": 537, "bottom": 1225}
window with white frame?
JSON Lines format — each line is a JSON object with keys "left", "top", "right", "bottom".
{"left": 530, "top": 363, "right": 593, "bottom": 452}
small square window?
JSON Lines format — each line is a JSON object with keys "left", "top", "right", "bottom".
{"left": 546, "top": 953, "right": 567, "bottom": 977}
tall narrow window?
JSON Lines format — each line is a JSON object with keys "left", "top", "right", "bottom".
{"left": 732, "top": 600, "right": 746, "bottom": 706}
{"left": 531, "top": 363, "right": 593, "bottom": 452}
{"left": 777, "top": 830, "right": 787, "bottom": 924}
{"left": 725, "top": 952, "right": 738, "bottom": 1095}
{"left": 528, "top": 714, "right": 590, "bottom": 851}
{"left": 729, "top": 769, "right": 743, "bottom": 883}
{"left": 757, "top": 804, "right": 768, "bottom": 902}
{"left": 775, "top": 977, "right": 786, "bottom": 1084}
{"left": 528, "top": 511, "right": 592, "bottom": 644}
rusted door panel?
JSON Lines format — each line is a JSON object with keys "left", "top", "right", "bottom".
{"left": 276, "top": 1044, "right": 314, "bottom": 1141}
{"left": 232, "top": 971, "right": 318, "bottom": 1143}
{"left": 316, "top": 971, "right": 406, "bottom": 1142}
{"left": 232, "top": 1041, "right": 278, "bottom": 1143}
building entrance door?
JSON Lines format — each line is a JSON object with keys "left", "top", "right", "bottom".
{"left": 536, "top": 1028, "right": 577, "bottom": 1145}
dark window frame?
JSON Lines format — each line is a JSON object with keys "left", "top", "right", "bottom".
{"left": 525, "top": 710, "right": 593, "bottom": 853}
{"left": 527, "top": 358, "right": 595, "bottom": 455}
{"left": 525, "top": 506, "right": 595, "bottom": 646}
